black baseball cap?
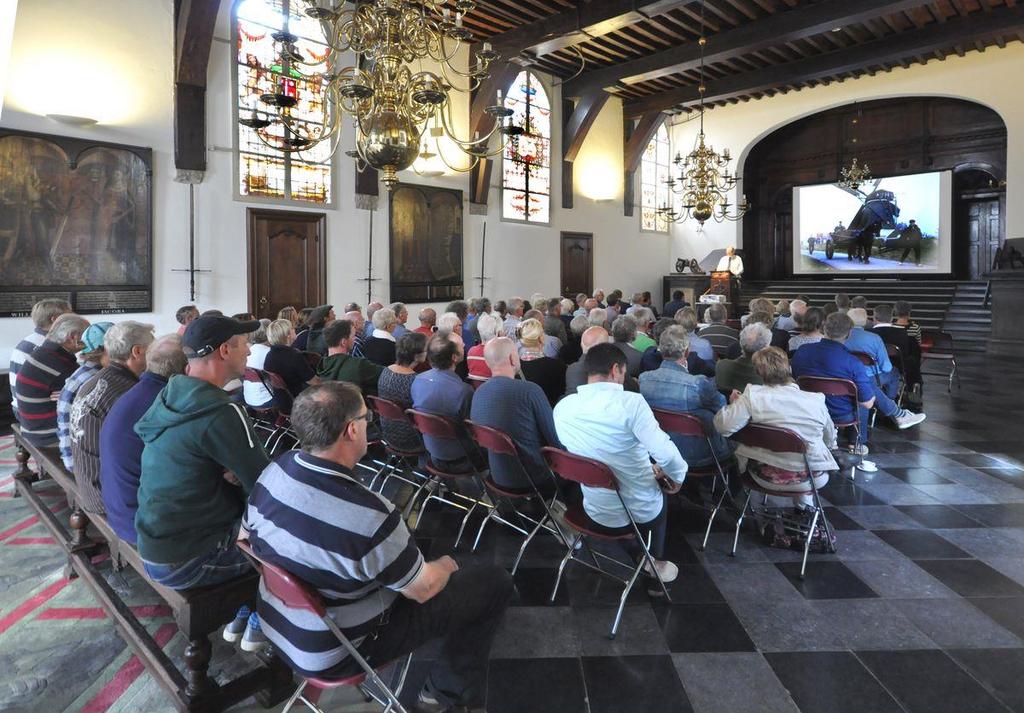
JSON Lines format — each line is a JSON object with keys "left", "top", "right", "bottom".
{"left": 183, "top": 315, "right": 260, "bottom": 358}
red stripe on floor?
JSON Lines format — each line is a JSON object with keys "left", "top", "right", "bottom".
{"left": 37, "top": 604, "right": 172, "bottom": 620}
{"left": 0, "top": 515, "right": 39, "bottom": 541}
{"left": 0, "top": 579, "right": 71, "bottom": 635}
{"left": 8, "top": 537, "right": 56, "bottom": 545}
{"left": 78, "top": 623, "right": 178, "bottom": 713}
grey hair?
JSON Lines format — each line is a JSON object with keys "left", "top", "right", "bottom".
{"left": 631, "top": 292, "right": 644, "bottom": 304}
{"left": 469, "top": 297, "right": 487, "bottom": 313}
{"left": 267, "top": 319, "right": 293, "bottom": 346}
{"left": 847, "top": 308, "right": 869, "bottom": 328}
{"left": 31, "top": 298, "right": 71, "bottom": 330}
{"left": 146, "top": 334, "right": 187, "bottom": 379}
{"left": 560, "top": 298, "right": 575, "bottom": 314}
{"left": 823, "top": 312, "right": 854, "bottom": 341}
{"left": 436, "top": 312, "right": 461, "bottom": 335}
{"left": 633, "top": 307, "right": 654, "bottom": 327}
{"left": 570, "top": 314, "right": 589, "bottom": 336}
{"left": 508, "top": 297, "right": 524, "bottom": 314}
{"left": 706, "top": 302, "right": 727, "bottom": 323}
{"left": 873, "top": 304, "right": 894, "bottom": 324}
{"left": 611, "top": 314, "right": 638, "bottom": 343}
{"left": 372, "top": 307, "right": 397, "bottom": 330}
{"left": 739, "top": 323, "right": 772, "bottom": 355}
{"left": 587, "top": 307, "right": 607, "bottom": 328}
{"left": 389, "top": 302, "right": 407, "bottom": 317}
{"left": 674, "top": 307, "right": 698, "bottom": 333}
{"left": 292, "top": 382, "right": 365, "bottom": 453}
{"left": 658, "top": 325, "right": 690, "bottom": 360}
{"left": 104, "top": 321, "right": 155, "bottom": 361}
{"left": 250, "top": 318, "right": 271, "bottom": 344}
{"left": 476, "top": 312, "right": 500, "bottom": 342}
{"left": 46, "top": 313, "right": 90, "bottom": 344}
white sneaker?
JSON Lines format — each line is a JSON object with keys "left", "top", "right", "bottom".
{"left": 894, "top": 410, "right": 926, "bottom": 430}
{"left": 642, "top": 559, "right": 679, "bottom": 583}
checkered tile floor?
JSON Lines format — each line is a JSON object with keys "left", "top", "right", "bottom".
{"left": 2, "top": 352, "right": 1024, "bottom": 712}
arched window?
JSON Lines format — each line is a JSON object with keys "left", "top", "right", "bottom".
{"left": 234, "top": 0, "right": 332, "bottom": 203}
{"left": 640, "top": 124, "right": 670, "bottom": 233}
{"left": 502, "top": 71, "right": 551, "bottom": 224}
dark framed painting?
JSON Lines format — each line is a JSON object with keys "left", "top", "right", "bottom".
{"left": 0, "top": 129, "right": 153, "bottom": 317}
{"left": 389, "top": 183, "right": 464, "bottom": 304}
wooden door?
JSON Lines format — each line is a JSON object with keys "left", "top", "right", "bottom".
{"left": 247, "top": 209, "right": 326, "bottom": 319}
{"left": 966, "top": 200, "right": 1001, "bottom": 278}
{"left": 560, "top": 232, "right": 593, "bottom": 299}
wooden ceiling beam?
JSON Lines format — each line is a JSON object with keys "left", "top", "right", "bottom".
{"left": 564, "top": 0, "right": 926, "bottom": 95}
{"left": 623, "top": 2, "right": 1024, "bottom": 115}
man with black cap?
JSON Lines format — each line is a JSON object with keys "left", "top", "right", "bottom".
{"left": 293, "top": 304, "right": 334, "bottom": 355}
{"left": 134, "top": 315, "right": 272, "bottom": 651}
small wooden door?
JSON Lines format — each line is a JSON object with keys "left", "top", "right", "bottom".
{"left": 560, "top": 232, "right": 593, "bottom": 299}
{"left": 967, "top": 199, "right": 1002, "bottom": 278}
{"left": 247, "top": 209, "right": 326, "bottom": 319}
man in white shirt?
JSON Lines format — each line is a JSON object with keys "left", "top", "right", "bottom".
{"left": 553, "top": 343, "right": 687, "bottom": 591}
{"left": 716, "top": 246, "right": 744, "bottom": 277}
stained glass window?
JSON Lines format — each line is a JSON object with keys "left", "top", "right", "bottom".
{"left": 235, "top": 0, "right": 332, "bottom": 203}
{"left": 502, "top": 71, "right": 551, "bottom": 224}
{"left": 640, "top": 124, "right": 670, "bottom": 233}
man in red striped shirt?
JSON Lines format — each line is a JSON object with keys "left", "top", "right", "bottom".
{"left": 15, "top": 313, "right": 91, "bottom": 448}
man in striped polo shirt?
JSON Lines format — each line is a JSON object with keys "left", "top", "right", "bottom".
{"left": 15, "top": 313, "right": 90, "bottom": 447}
{"left": 245, "top": 382, "right": 512, "bottom": 713}
{"left": 9, "top": 298, "right": 71, "bottom": 417}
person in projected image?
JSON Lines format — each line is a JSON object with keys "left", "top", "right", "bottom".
{"left": 897, "top": 219, "right": 923, "bottom": 266}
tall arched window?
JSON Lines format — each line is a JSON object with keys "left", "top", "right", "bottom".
{"left": 234, "top": 0, "right": 332, "bottom": 203}
{"left": 640, "top": 124, "right": 670, "bottom": 233}
{"left": 502, "top": 71, "right": 551, "bottom": 224}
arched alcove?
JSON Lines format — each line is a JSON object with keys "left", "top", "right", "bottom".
{"left": 740, "top": 97, "right": 1007, "bottom": 280}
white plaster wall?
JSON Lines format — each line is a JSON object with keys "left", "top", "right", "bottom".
{"left": 669, "top": 43, "right": 1024, "bottom": 260}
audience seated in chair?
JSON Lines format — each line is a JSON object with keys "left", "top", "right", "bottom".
{"left": 70, "top": 321, "right": 154, "bottom": 515}
{"left": 57, "top": 321, "right": 111, "bottom": 470}
{"left": 775, "top": 300, "right": 797, "bottom": 332}
{"left": 715, "top": 322, "right": 771, "bottom": 394}
{"left": 714, "top": 347, "right": 838, "bottom": 510}
{"left": 415, "top": 307, "right": 437, "bottom": 337}
{"left": 630, "top": 308, "right": 657, "bottom": 353}
{"left": 99, "top": 335, "right": 187, "bottom": 544}
{"left": 639, "top": 326, "right": 733, "bottom": 469}
{"left": 470, "top": 337, "right": 564, "bottom": 495}
{"left": 265, "top": 319, "right": 320, "bottom": 397}
{"left": 674, "top": 307, "right": 715, "bottom": 363}
{"left": 787, "top": 299, "right": 807, "bottom": 335}
{"left": 641, "top": 317, "right": 715, "bottom": 378}
{"left": 788, "top": 306, "right": 825, "bottom": 354}
{"left": 10, "top": 298, "right": 72, "bottom": 418}
{"left": 246, "top": 319, "right": 272, "bottom": 372}
{"left": 542, "top": 297, "right": 569, "bottom": 346}
{"left": 553, "top": 343, "right": 687, "bottom": 594}
{"left": 377, "top": 332, "right": 428, "bottom": 455}
{"left": 502, "top": 298, "right": 525, "bottom": 339}
{"left": 791, "top": 312, "right": 926, "bottom": 453}
{"left": 870, "top": 303, "right": 923, "bottom": 390}
{"left": 134, "top": 315, "right": 271, "bottom": 651}
{"left": 244, "top": 382, "right": 513, "bottom": 712}
{"left": 293, "top": 304, "right": 333, "bottom": 354}
{"left": 663, "top": 289, "right": 689, "bottom": 320}
{"left": 517, "top": 318, "right": 566, "bottom": 406}
{"left": 745, "top": 309, "right": 791, "bottom": 351}
{"left": 466, "top": 313, "right": 502, "bottom": 383}
{"left": 317, "top": 319, "right": 383, "bottom": 396}
{"left": 846, "top": 308, "right": 901, "bottom": 400}
{"left": 558, "top": 315, "right": 588, "bottom": 365}
{"left": 699, "top": 302, "right": 740, "bottom": 359}
{"left": 611, "top": 314, "right": 644, "bottom": 377}
{"left": 391, "top": 302, "right": 410, "bottom": 339}
{"left": 362, "top": 307, "right": 399, "bottom": 367}
{"left": 892, "top": 299, "right": 923, "bottom": 343}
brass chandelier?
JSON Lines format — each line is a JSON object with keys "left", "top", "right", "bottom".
{"left": 837, "top": 108, "right": 872, "bottom": 191}
{"left": 239, "top": 0, "right": 522, "bottom": 189}
{"left": 658, "top": 1, "right": 748, "bottom": 226}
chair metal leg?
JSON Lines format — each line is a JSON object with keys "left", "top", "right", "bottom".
{"left": 550, "top": 534, "right": 579, "bottom": 603}
{"left": 454, "top": 499, "right": 480, "bottom": 549}
{"left": 472, "top": 507, "right": 497, "bottom": 552}
{"left": 368, "top": 455, "right": 396, "bottom": 492}
{"left": 731, "top": 491, "right": 752, "bottom": 557}
{"left": 280, "top": 679, "right": 308, "bottom": 713}
{"left": 800, "top": 508, "right": 820, "bottom": 579}
{"left": 511, "top": 513, "right": 549, "bottom": 575}
{"left": 611, "top": 558, "right": 646, "bottom": 640}
{"left": 403, "top": 475, "right": 436, "bottom": 521}
{"left": 702, "top": 487, "right": 729, "bottom": 551}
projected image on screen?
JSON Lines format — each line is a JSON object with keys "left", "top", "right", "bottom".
{"left": 792, "top": 171, "right": 951, "bottom": 274}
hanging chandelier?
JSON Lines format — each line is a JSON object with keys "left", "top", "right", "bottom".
{"left": 239, "top": 0, "right": 522, "bottom": 189}
{"left": 657, "top": 1, "right": 748, "bottom": 226}
{"left": 837, "top": 110, "right": 872, "bottom": 191}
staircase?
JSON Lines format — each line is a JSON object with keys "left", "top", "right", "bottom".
{"left": 739, "top": 279, "right": 991, "bottom": 352}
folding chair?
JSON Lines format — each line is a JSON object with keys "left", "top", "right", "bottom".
{"left": 404, "top": 409, "right": 493, "bottom": 547}
{"left": 651, "top": 408, "right": 733, "bottom": 550}
{"left": 727, "top": 424, "right": 837, "bottom": 578}
{"left": 541, "top": 446, "right": 672, "bottom": 639}
{"left": 884, "top": 343, "right": 908, "bottom": 406}
{"left": 851, "top": 352, "right": 881, "bottom": 428}
{"left": 364, "top": 396, "right": 430, "bottom": 495}
{"left": 236, "top": 539, "right": 411, "bottom": 713}
{"left": 242, "top": 367, "right": 298, "bottom": 455}
{"left": 797, "top": 376, "right": 860, "bottom": 452}
{"left": 920, "top": 329, "right": 959, "bottom": 392}
{"left": 463, "top": 421, "right": 568, "bottom": 573}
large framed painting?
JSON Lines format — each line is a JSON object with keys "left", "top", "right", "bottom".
{"left": 389, "top": 183, "right": 464, "bottom": 304}
{"left": 0, "top": 129, "right": 153, "bottom": 317}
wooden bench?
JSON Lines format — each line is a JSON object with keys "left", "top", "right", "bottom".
{"left": 10, "top": 425, "right": 293, "bottom": 713}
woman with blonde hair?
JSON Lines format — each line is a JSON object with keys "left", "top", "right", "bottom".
{"left": 264, "top": 319, "right": 319, "bottom": 396}
{"left": 517, "top": 318, "right": 565, "bottom": 406}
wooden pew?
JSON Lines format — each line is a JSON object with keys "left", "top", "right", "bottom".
{"left": 10, "top": 425, "right": 293, "bottom": 713}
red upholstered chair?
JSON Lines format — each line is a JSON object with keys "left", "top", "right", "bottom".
{"left": 727, "top": 424, "right": 836, "bottom": 578}
{"left": 302, "top": 351, "right": 323, "bottom": 370}
{"left": 463, "top": 421, "right": 566, "bottom": 572}
{"left": 884, "top": 343, "right": 908, "bottom": 405}
{"left": 797, "top": 376, "right": 861, "bottom": 449}
{"left": 920, "top": 329, "right": 959, "bottom": 392}
{"left": 236, "top": 539, "right": 411, "bottom": 713}
{"left": 404, "top": 409, "right": 492, "bottom": 547}
{"left": 541, "top": 446, "right": 672, "bottom": 639}
{"left": 651, "top": 408, "right": 733, "bottom": 550}
{"left": 850, "top": 351, "right": 883, "bottom": 427}
{"left": 364, "top": 396, "right": 429, "bottom": 495}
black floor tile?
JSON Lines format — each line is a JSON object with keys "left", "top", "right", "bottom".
{"left": 968, "top": 597, "right": 1024, "bottom": 641}
{"left": 915, "top": 559, "right": 1024, "bottom": 597}
{"left": 954, "top": 504, "right": 1024, "bottom": 527}
{"left": 659, "top": 564, "right": 727, "bottom": 604}
{"left": 822, "top": 506, "right": 865, "bottom": 531}
{"left": 948, "top": 649, "right": 1024, "bottom": 712}
{"left": 820, "top": 484, "right": 886, "bottom": 506}
{"left": 510, "top": 566, "right": 568, "bottom": 606}
{"left": 975, "top": 468, "right": 1024, "bottom": 489}
{"left": 775, "top": 561, "right": 878, "bottom": 600}
{"left": 948, "top": 453, "right": 1015, "bottom": 468}
{"left": 653, "top": 603, "right": 755, "bottom": 653}
{"left": 885, "top": 468, "right": 953, "bottom": 485}
{"left": 857, "top": 650, "right": 1009, "bottom": 713}
{"left": 765, "top": 651, "right": 903, "bottom": 713}
{"left": 873, "top": 530, "right": 973, "bottom": 560}
{"left": 895, "top": 504, "right": 985, "bottom": 529}
{"left": 487, "top": 658, "right": 588, "bottom": 713}
{"left": 563, "top": 564, "right": 651, "bottom": 608}
{"left": 582, "top": 655, "right": 693, "bottom": 713}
